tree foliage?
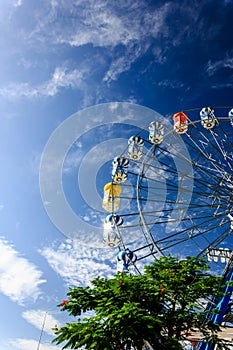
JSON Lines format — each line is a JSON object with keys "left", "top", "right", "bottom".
{"left": 53, "top": 255, "right": 231, "bottom": 349}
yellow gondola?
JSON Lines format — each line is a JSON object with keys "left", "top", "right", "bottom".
{"left": 102, "top": 182, "right": 122, "bottom": 212}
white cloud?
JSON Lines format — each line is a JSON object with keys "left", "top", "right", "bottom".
{"left": 101, "top": 3, "right": 171, "bottom": 82}
{"left": 9, "top": 338, "right": 60, "bottom": 350}
{"left": 40, "top": 239, "right": 115, "bottom": 286}
{"left": 103, "top": 52, "right": 137, "bottom": 83}
{"left": 62, "top": 149, "right": 83, "bottom": 174}
{"left": 0, "top": 66, "right": 85, "bottom": 99}
{"left": 40, "top": 237, "right": 156, "bottom": 287}
{"left": 22, "top": 309, "right": 60, "bottom": 336}
{"left": 2, "top": 0, "right": 171, "bottom": 95}
{"left": 44, "top": 67, "right": 84, "bottom": 96}
{"left": 26, "top": 1, "right": 171, "bottom": 83}
{"left": 1, "top": 0, "right": 231, "bottom": 101}
{"left": 13, "top": 0, "right": 24, "bottom": 7}
{"left": 205, "top": 53, "right": 233, "bottom": 89}
{"left": 1, "top": 0, "right": 218, "bottom": 100}
{"left": 62, "top": 1, "right": 169, "bottom": 48}
{"left": 211, "top": 82, "right": 233, "bottom": 89}
{"left": 0, "top": 238, "right": 46, "bottom": 305}
{"left": 158, "top": 79, "right": 186, "bottom": 90}
{"left": 206, "top": 56, "right": 233, "bottom": 76}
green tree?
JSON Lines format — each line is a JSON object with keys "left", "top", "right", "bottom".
{"left": 53, "top": 255, "right": 231, "bottom": 349}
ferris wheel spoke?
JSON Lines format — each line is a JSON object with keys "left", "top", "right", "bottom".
{"left": 156, "top": 143, "right": 193, "bottom": 171}
{"left": 153, "top": 211, "right": 229, "bottom": 248}
{"left": 156, "top": 140, "right": 232, "bottom": 193}
{"left": 192, "top": 161, "right": 232, "bottom": 187}
{"left": 209, "top": 129, "right": 233, "bottom": 172}
{"left": 187, "top": 118, "right": 232, "bottom": 163}
{"left": 137, "top": 195, "right": 230, "bottom": 211}
{"left": 141, "top": 161, "right": 231, "bottom": 206}
{"left": 157, "top": 223, "right": 230, "bottom": 255}
{"left": 217, "top": 119, "right": 233, "bottom": 155}
{"left": 137, "top": 185, "right": 230, "bottom": 209}
{"left": 187, "top": 119, "right": 233, "bottom": 173}
{"left": 195, "top": 119, "right": 233, "bottom": 167}
{"left": 180, "top": 142, "right": 233, "bottom": 195}
{"left": 178, "top": 124, "right": 229, "bottom": 172}
{"left": 137, "top": 203, "right": 229, "bottom": 218}
{"left": 185, "top": 133, "right": 230, "bottom": 180}
{"left": 158, "top": 224, "right": 230, "bottom": 257}
{"left": 143, "top": 208, "right": 230, "bottom": 227}
{"left": 137, "top": 179, "right": 230, "bottom": 204}
{"left": 132, "top": 210, "right": 222, "bottom": 227}
{"left": 196, "top": 226, "right": 232, "bottom": 258}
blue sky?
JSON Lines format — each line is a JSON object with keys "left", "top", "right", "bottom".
{"left": 0, "top": 0, "right": 233, "bottom": 349}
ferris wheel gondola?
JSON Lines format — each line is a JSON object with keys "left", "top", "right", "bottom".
{"left": 128, "top": 136, "right": 144, "bottom": 160}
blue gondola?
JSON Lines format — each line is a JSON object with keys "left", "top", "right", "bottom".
{"left": 116, "top": 248, "right": 137, "bottom": 273}
{"left": 105, "top": 214, "right": 124, "bottom": 227}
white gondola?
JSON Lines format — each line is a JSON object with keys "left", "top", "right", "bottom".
{"left": 200, "top": 107, "right": 216, "bottom": 129}
{"left": 149, "top": 121, "right": 164, "bottom": 144}
{"left": 228, "top": 108, "right": 233, "bottom": 127}
{"left": 128, "top": 136, "right": 144, "bottom": 160}
{"left": 105, "top": 214, "right": 124, "bottom": 227}
{"left": 103, "top": 231, "right": 121, "bottom": 247}
{"left": 112, "top": 157, "right": 129, "bottom": 183}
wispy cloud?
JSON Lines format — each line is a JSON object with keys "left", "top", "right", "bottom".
{"left": 44, "top": 67, "right": 85, "bottom": 95}
{"left": 48, "top": 0, "right": 165, "bottom": 48}
{"left": 40, "top": 237, "right": 156, "bottom": 287}
{"left": 1, "top": 0, "right": 232, "bottom": 106}
{"left": 62, "top": 148, "right": 83, "bottom": 174}
{"left": 206, "top": 56, "right": 233, "bottom": 76}
{"left": 0, "top": 66, "right": 85, "bottom": 99}
{"left": 211, "top": 82, "right": 233, "bottom": 89}
{"left": 19, "top": 1, "right": 171, "bottom": 83}
{"left": 22, "top": 310, "right": 60, "bottom": 336}
{"left": 205, "top": 53, "right": 233, "bottom": 89}
{"left": 0, "top": 238, "right": 46, "bottom": 305}
{"left": 2, "top": 0, "right": 231, "bottom": 101}
{"left": 13, "top": 0, "right": 24, "bottom": 7}
{"left": 40, "top": 239, "right": 115, "bottom": 286}
{"left": 158, "top": 79, "right": 187, "bottom": 90}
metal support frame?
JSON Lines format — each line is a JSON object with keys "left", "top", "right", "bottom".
{"left": 197, "top": 250, "right": 233, "bottom": 350}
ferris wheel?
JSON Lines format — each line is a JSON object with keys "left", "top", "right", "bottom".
{"left": 101, "top": 106, "right": 233, "bottom": 273}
